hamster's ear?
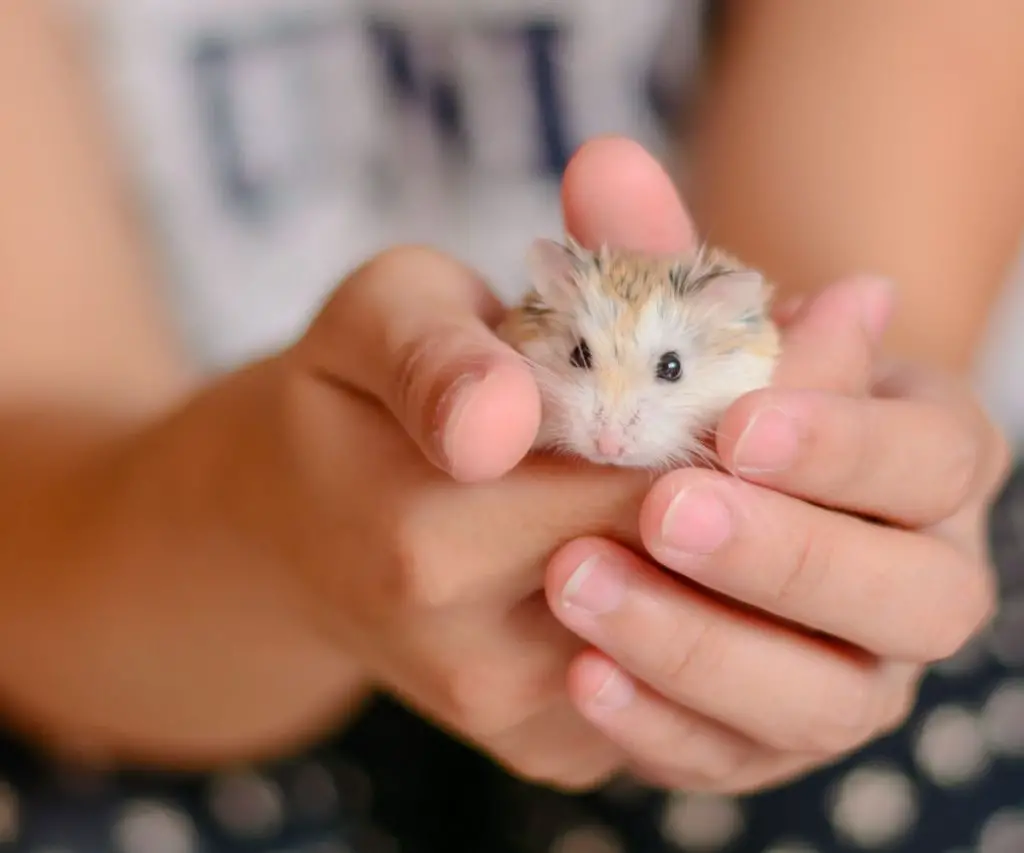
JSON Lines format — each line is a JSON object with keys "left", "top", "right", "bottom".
{"left": 527, "top": 238, "right": 588, "bottom": 308}
{"left": 700, "top": 269, "right": 772, "bottom": 325}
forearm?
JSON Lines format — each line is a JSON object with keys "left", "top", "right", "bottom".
{"left": 0, "top": 1, "right": 193, "bottom": 411}
{"left": 0, "top": 4, "right": 369, "bottom": 768}
{"left": 683, "top": 0, "right": 1024, "bottom": 372}
{"left": 0, "top": 363, "right": 369, "bottom": 769}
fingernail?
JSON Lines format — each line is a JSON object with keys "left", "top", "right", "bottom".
{"left": 436, "top": 365, "right": 488, "bottom": 473}
{"left": 660, "top": 487, "right": 731, "bottom": 556}
{"left": 562, "top": 556, "right": 625, "bottom": 615}
{"left": 733, "top": 407, "right": 799, "bottom": 474}
{"left": 858, "top": 277, "right": 894, "bottom": 344}
{"left": 590, "top": 667, "right": 634, "bottom": 711}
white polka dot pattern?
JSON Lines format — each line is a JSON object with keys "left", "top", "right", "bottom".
{"left": 978, "top": 808, "right": 1024, "bottom": 853}
{"left": 549, "top": 824, "right": 625, "bottom": 853}
{"left": 290, "top": 761, "right": 341, "bottom": 820}
{"left": 913, "top": 704, "right": 991, "bottom": 786}
{"left": 660, "top": 792, "right": 745, "bottom": 850}
{"left": 828, "top": 764, "right": 918, "bottom": 848}
{"left": 113, "top": 800, "right": 197, "bottom": 853}
{"left": 207, "top": 769, "right": 285, "bottom": 839}
{"left": 982, "top": 679, "right": 1024, "bottom": 756}
{"left": 0, "top": 780, "right": 19, "bottom": 844}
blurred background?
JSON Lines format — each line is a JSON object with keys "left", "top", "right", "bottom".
{"left": 15, "top": 1, "right": 1021, "bottom": 851}
{"left": 69, "top": 0, "right": 1024, "bottom": 443}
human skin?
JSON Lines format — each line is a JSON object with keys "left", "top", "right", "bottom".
{"left": 0, "top": 0, "right": 1011, "bottom": 797}
{"left": 683, "top": 0, "right": 1024, "bottom": 372}
{"left": 537, "top": 0, "right": 1024, "bottom": 789}
{"left": 538, "top": 142, "right": 1006, "bottom": 792}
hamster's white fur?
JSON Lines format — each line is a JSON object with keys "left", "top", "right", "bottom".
{"left": 498, "top": 237, "right": 781, "bottom": 469}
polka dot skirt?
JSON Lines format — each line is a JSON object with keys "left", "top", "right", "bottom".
{"left": 4, "top": 464, "right": 1024, "bottom": 853}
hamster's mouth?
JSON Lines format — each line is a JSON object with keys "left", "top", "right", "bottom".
{"left": 587, "top": 450, "right": 652, "bottom": 469}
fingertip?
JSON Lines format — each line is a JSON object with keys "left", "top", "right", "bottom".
{"left": 543, "top": 537, "right": 610, "bottom": 612}
{"left": 637, "top": 468, "right": 723, "bottom": 558}
{"left": 851, "top": 274, "right": 895, "bottom": 344}
{"left": 714, "top": 388, "right": 775, "bottom": 468}
{"left": 797, "top": 273, "right": 895, "bottom": 344}
{"left": 561, "top": 135, "right": 695, "bottom": 253}
{"left": 441, "top": 356, "right": 541, "bottom": 482}
{"left": 566, "top": 649, "right": 627, "bottom": 710}
{"left": 773, "top": 273, "right": 894, "bottom": 394}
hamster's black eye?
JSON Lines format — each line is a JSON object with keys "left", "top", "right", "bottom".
{"left": 656, "top": 351, "right": 683, "bottom": 382}
{"left": 570, "top": 339, "right": 593, "bottom": 369}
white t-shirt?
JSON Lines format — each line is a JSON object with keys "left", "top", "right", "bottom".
{"left": 65, "top": 0, "right": 1024, "bottom": 441}
{"left": 69, "top": 0, "right": 704, "bottom": 372}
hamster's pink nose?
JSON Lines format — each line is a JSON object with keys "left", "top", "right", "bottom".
{"left": 596, "top": 428, "right": 625, "bottom": 458}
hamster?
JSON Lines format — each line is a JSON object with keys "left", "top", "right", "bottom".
{"left": 497, "top": 236, "right": 781, "bottom": 470}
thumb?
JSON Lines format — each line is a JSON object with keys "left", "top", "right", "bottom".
{"left": 298, "top": 245, "right": 542, "bottom": 483}
{"left": 772, "top": 274, "right": 894, "bottom": 394}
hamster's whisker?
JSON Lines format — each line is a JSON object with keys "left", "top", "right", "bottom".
{"left": 514, "top": 354, "right": 576, "bottom": 391}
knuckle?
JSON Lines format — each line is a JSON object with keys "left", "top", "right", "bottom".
{"left": 522, "top": 756, "right": 620, "bottom": 793}
{"left": 798, "top": 676, "right": 876, "bottom": 755}
{"left": 501, "top": 749, "right": 581, "bottom": 790}
{"left": 824, "top": 403, "right": 872, "bottom": 496}
{"left": 801, "top": 716, "right": 871, "bottom": 756}
{"left": 390, "top": 502, "right": 481, "bottom": 610}
{"left": 652, "top": 617, "right": 720, "bottom": 687}
{"left": 932, "top": 427, "right": 982, "bottom": 520}
{"left": 328, "top": 245, "right": 419, "bottom": 318}
{"left": 925, "top": 560, "right": 998, "bottom": 662}
{"left": 770, "top": 524, "right": 831, "bottom": 609}
{"left": 692, "top": 741, "right": 752, "bottom": 789}
{"left": 505, "top": 753, "right": 570, "bottom": 788}
{"left": 390, "top": 537, "right": 462, "bottom": 611}
{"left": 442, "top": 658, "right": 553, "bottom": 741}
{"left": 351, "top": 244, "right": 449, "bottom": 295}
{"left": 647, "top": 715, "right": 750, "bottom": 789}
{"left": 390, "top": 332, "right": 437, "bottom": 426}
{"left": 442, "top": 668, "right": 513, "bottom": 739}
{"left": 718, "top": 756, "right": 818, "bottom": 795}
{"left": 703, "top": 764, "right": 767, "bottom": 796}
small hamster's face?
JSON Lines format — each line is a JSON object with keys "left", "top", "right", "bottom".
{"left": 515, "top": 239, "right": 778, "bottom": 469}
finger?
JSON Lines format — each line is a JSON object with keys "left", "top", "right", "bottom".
{"left": 300, "top": 138, "right": 694, "bottom": 483}
{"left": 561, "top": 136, "right": 695, "bottom": 253}
{"left": 638, "top": 468, "right": 994, "bottom": 661}
{"left": 630, "top": 664, "right": 920, "bottom": 795}
{"left": 716, "top": 388, "right": 984, "bottom": 525}
{"left": 874, "top": 358, "right": 1013, "bottom": 495}
{"left": 632, "top": 751, "right": 828, "bottom": 796}
{"left": 771, "top": 294, "right": 806, "bottom": 327}
{"left": 546, "top": 538, "right": 885, "bottom": 754}
{"left": 486, "top": 697, "right": 627, "bottom": 792}
{"left": 301, "top": 245, "right": 542, "bottom": 482}
{"left": 770, "top": 274, "right": 893, "bottom": 395}
{"left": 566, "top": 650, "right": 758, "bottom": 788}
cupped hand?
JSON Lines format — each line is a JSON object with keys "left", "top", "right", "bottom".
{"left": 267, "top": 138, "right": 692, "bottom": 790}
{"left": 541, "top": 162, "right": 1009, "bottom": 792}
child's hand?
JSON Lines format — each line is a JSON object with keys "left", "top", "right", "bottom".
{"left": 308, "top": 137, "right": 998, "bottom": 795}
{"left": 541, "top": 261, "right": 1008, "bottom": 793}
{"left": 231, "top": 137, "right": 696, "bottom": 789}
{"left": 272, "top": 245, "right": 642, "bottom": 788}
